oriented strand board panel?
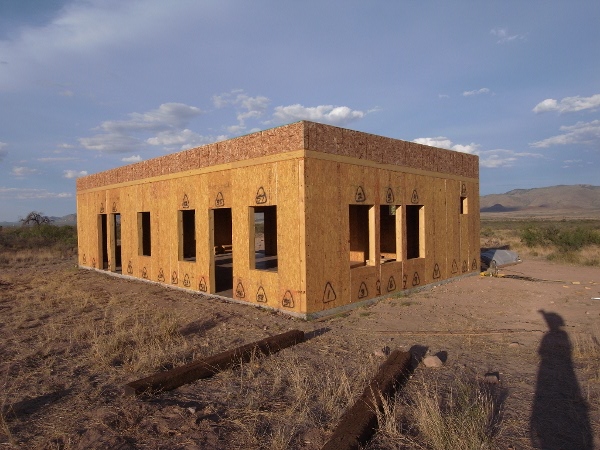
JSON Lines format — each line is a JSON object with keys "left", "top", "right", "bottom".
{"left": 304, "top": 158, "right": 347, "bottom": 312}
{"left": 431, "top": 177, "right": 449, "bottom": 281}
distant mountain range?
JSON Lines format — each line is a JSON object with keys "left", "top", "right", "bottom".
{"left": 480, "top": 184, "right": 600, "bottom": 218}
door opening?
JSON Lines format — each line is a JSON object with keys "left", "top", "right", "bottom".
{"left": 111, "top": 213, "right": 122, "bottom": 273}
{"left": 98, "top": 214, "right": 108, "bottom": 270}
{"left": 212, "top": 208, "right": 233, "bottom": 296}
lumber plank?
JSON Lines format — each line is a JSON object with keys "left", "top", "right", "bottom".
{"left": 124, "top": 329, "right": 304, "bottom": 396}
{"left": 321, "top": 349, "right": 412, "bottom": 450}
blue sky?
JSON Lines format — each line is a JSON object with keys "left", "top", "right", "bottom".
{"left": 1, "top": 0, "right": 599, "bottom": 221}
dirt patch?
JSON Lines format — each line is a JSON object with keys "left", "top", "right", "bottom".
{"left": 0, "top": 257, "right": 599, "bottom": 449}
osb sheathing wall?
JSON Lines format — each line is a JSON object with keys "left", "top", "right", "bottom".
{"left": 76, "top": 120, "right": 479, "bottom": 317}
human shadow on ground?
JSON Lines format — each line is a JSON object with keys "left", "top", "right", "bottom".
{"left": 530, "top": 310, "right": 593, "bottom": 449}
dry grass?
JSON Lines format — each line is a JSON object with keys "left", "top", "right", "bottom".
{"left": 369, "top": 369, "right": 504, "bottom": 450}
{"left": 2, "top": 240, "right": 598, "bottom": 448}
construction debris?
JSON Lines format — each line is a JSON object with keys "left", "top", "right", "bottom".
{"left": 124, "top": 329, "right": 304, "bottom": 396}
{"left": 321, "top": 350, "right": 412, "bottom": 450}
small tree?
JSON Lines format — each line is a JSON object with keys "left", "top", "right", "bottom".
{"left": 20, "top": 211, "right": 53, "bottom": 226}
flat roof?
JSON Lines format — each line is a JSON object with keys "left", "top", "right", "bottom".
{"left": 77, "top": 121, "right": 478, "bottom": 191}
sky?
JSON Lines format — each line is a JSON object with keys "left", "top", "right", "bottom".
{"left": 1, "top": 0, "right": 599, "bottom": 222}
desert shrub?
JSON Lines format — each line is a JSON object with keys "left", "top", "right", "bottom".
{"left": 0, "top": 224, "right": 77, "bottom": 252}
{"left": 520, "top": 225, "right": 600, "bottom": 252}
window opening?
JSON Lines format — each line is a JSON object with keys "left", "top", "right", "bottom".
{"left": 406, "top": 205, "right": 424, "bottom": 259}
{"left": 380, "top": 205, "right": 399, "bottom": 263}
{"left": 460, "top": 197, "right": 468, "bottom": 214}
{"left": 349, "top": 204, "right": 374, "bottom": 268}
{"left": 138, "top": 212, "right": 151, "bottom": 256}
{"left": 251, "top": 206, "right": 277, "bottom": 271}
{"left": 179, "top": 209, "right": 196, "bottom": 261}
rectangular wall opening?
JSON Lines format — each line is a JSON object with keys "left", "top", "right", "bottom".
{"left": 380, "top": 205, "right": 399, "bottom": 263}
{"left": 349, "top": 204, "right": 374, "bottom": 268}
{"left": 251, "top": 206, "right": 277, "bottom": 271}
{"left": 213, "top": 208, "right": 233, "bottom": 295}
{"left": 406, "top": 205, "right": 424, "bottom": 259}
{"left": 111, "top": 213, "right": 122, "bottom": 272}
{"left": 179, "top": 209, "right": 196, "bottom": 261}
{"left": 98, "top": 214, "right": 108, "bottom": 270}
{"left": 138, "top": 211, "right": 151, "bottom": 256}
{"left": 460, "top": 197, "right": 468, "bottom": 214}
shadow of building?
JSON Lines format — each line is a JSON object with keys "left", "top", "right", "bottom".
{"left": 530, "top": 310, "right": 593, "bottom": 449}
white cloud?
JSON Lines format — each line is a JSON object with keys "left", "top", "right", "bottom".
{"left": 80, "top": 103, "right": 203, "bottom": 153}
{"left": 0, "top": 142, "right": 7, "bottom": 161}
{"left": 0, "top": 187, "right": 72, "bottom": 199}
{"left": 214, "top": 90, "right": 270, "bottom": 133}
{"left": 533, "top": 94, "right": 600, "bottom": 114}
{"left": 0, "top": 0, "right": 201, "bottom": 91}
{"left": 63, "top": 170, "right": 88, "bottom": 179}
{"left": 59, "top": 90, "right": 74, "bottom": 97}
{"left": 413, "top": 137, "right": 480, "bottom": 154}
{"left": 146, "top": 129, "right": 219, "bottom": 150}
{"left": 414, "top": 136, "right": 543, "bottom": 168}
{"left": 271, "top": 104, "right": 366, "bottom": 126}
{"left": 121, "top": 155, "right": 142, "bottom": 163}
{"left": 11, "top": 166, "right": 38, "bottom": 177}
{"left": 438, "top": 94, "right": 450, "bottom": 99}
{"left": 462, "top": 88, "right": 490, "bottom": 97}
{"left": 490, "top": 27, "right": 525, "bottom": 44}
{"left": 530, "top": 120, "right": 600, "bottom": 148}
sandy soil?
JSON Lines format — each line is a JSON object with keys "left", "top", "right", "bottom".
{"left": 1, "top": 257, "right": 599, "bottom": 449}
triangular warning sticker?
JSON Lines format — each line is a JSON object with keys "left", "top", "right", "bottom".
{"left": 323, "top": 282, "right": 336, "bottom": 303}
{"left": 215, "top": 192, "right": 225, "bottom": 207}
{"left": 282, "top": 290, "right": 294, "bottom": 308}
{"left": 182, "top": 194, "right": 190, "bottom": 209}
{"left": 376, "top": 280, "right": 381, "bottom": 295}
{"left": 462, "top": 260, "right": 468, "bottom": 273}
{"left": 256, "top": 286, "right": 267, "bottom": 303}
{"left": 255, "top": 187, "right": 267, "bottom": 204}
{"left": 358, "top": 282, "right": 368, "bottom": 299}
{"left": 411, "top": 189, "right": 419, "bottom": 204}
{"left": 412, "top": 272, "right": 420, "bottom": 286}
{"left": 386, "top": 187, "right": 394, "bottom": 204}
{"left": 433, "top": 263, "right": 441, "bottom": 279}
{"left": 355, "top": 186, "right": 366, "bottom": 202}
{"left": 451, "top": 259, "right": 458, "bottom": 274}
{"left": 199, "top": 277, "right": 207, "bottom": 292}
{"left": 388, "top": 276, "right": 396, "bottom": 292}
{"left": 235, "top": 281, "right": 246, "bottom": 298}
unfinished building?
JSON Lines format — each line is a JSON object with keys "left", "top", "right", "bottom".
{"left": 76, "top": 121, "right": 479, "bottom": 318}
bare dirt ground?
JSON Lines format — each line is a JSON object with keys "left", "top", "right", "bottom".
{"left": 1, "top": 256, "right": 599, "bottom": 449}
